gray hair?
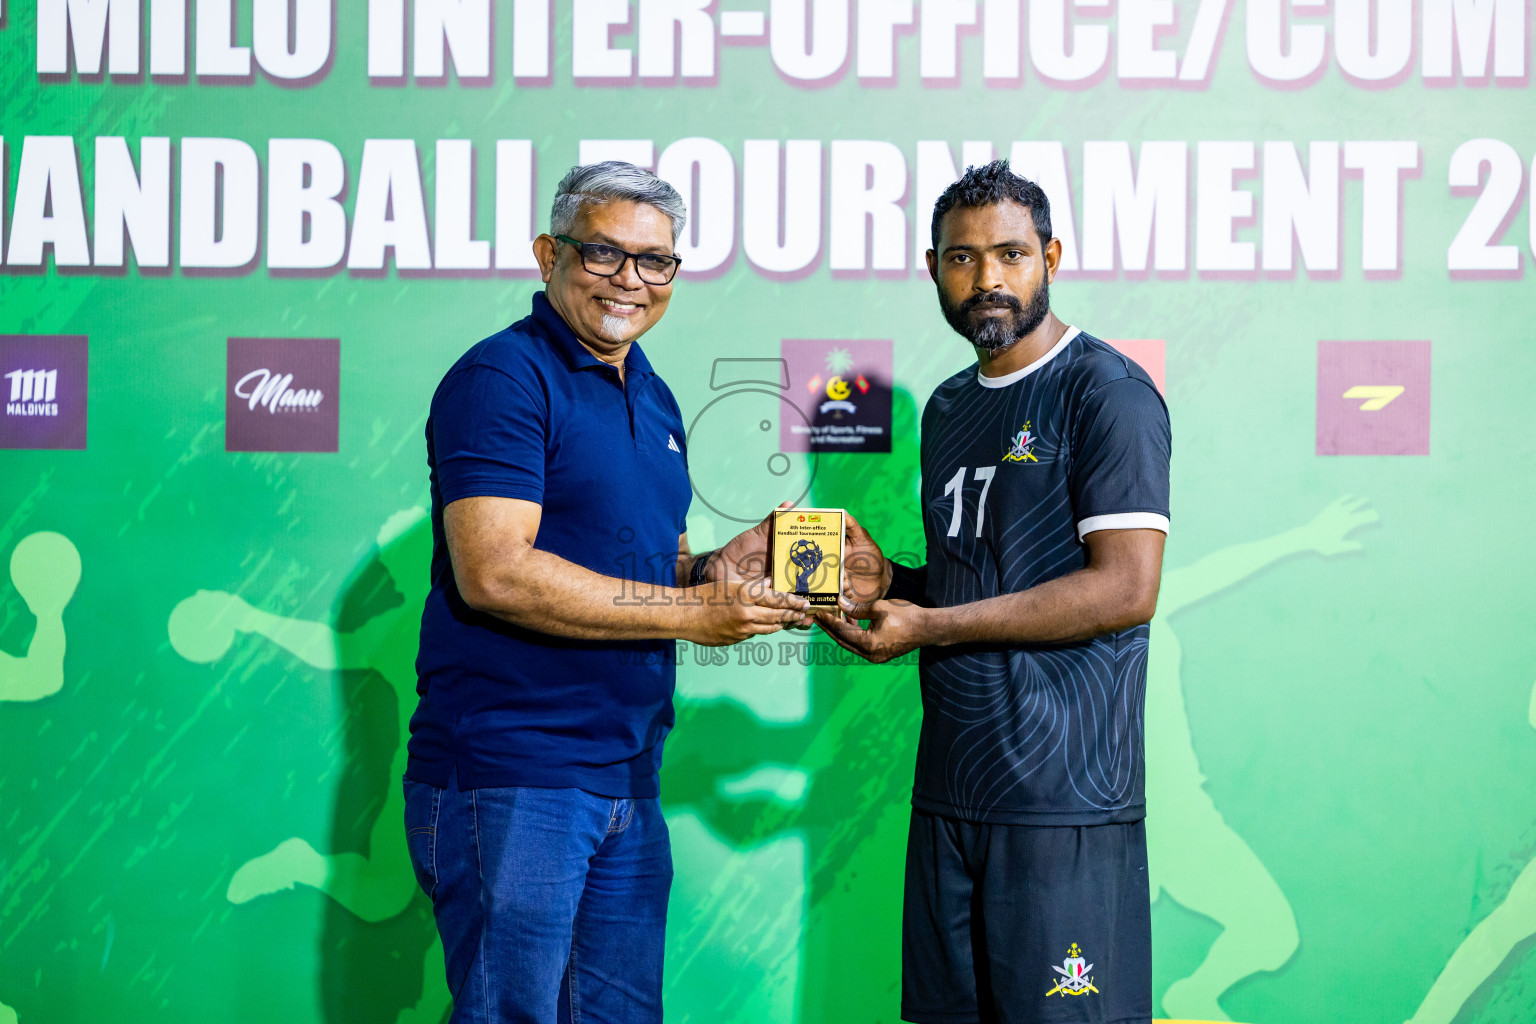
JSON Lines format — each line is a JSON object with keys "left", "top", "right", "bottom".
{"left": 550, "top": 161, "right": 687, "bottom": 245}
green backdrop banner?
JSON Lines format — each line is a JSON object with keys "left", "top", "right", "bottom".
{"left": 2, "top": 2, "right": 1535, "bottom": 1023}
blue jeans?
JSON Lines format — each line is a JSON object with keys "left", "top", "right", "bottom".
{"left": 403, "top": 773, "right": 672, "bottom": 1024}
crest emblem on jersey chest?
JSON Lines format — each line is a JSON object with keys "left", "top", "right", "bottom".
{"left": 1045, "top": 942, "right": 1099, "bottom": 997}
{"left": 1003, "top": 421, "right": 1039, "bottom": 463}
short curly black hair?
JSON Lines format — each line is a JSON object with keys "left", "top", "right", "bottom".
{"left": 930, "top": 159, "right": 1052, "bottom": 252}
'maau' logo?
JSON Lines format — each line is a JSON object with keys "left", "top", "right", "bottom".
{"left": 234, "top": 368, "right": 324, "bottom": 414}
{"left": 225, "top": 337, "right": 339, "bottom": 452}
{"left": 1046, "top": 943, "right": 1099, "bottom": 997}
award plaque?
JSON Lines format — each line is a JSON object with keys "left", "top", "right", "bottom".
{"left": 771, "top": 507, "right": 846, "bottom": 607}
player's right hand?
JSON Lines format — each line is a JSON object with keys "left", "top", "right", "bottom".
{"left": 815, "top": 596, "right": 927, "bottom": 664}
{"left": 683, "top": 578, "right": 812, "bottom": 646}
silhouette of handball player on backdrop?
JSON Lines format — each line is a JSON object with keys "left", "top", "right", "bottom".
{"left": 0, "top": 531, "right": 82, "bottom": 703}
{"left": 167, "top": 509, "right": 447, "bottom": 1024}
{"left": 1, "top": 530, "right": 83, "bottom": 1024}
{"left": 1148, "top": 496, "right": 1375, "bottom": 1020}
{"left": 1404, "top": 667, "right": 1536, "bottom": 1024}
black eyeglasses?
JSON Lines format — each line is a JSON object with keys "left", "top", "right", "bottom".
{"left": 555, "top": 235, "right": 683, "bottom": 285}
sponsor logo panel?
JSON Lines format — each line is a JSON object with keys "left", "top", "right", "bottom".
{"left": 225, "top": 337, "right": 340, "bottom": 453}
{"left": 779, "top": 339, "right": 893, "bottom": 454}
{"left": 0, "top": 335, "right": 88, "bottom": 450}
{"left": 1105, "top": 338, "right": 1165, "bottom": 395}
{"left": 1316, "top": 340, "right": 1430, "bottom": 456}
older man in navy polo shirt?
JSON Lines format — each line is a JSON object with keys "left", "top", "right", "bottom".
{"left": 404, "top": 162, "right": 808, "bottom": 1024}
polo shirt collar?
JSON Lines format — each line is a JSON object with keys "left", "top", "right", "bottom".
{"left": 531, "top": 290, "right": 654, "bottom": 378}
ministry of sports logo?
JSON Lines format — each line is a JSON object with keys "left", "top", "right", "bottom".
{"left": 1003, "top": 421, "right": 1038, "bottom": 463}
{"left": 809, "top": 358, "right": 868, "bottom": 418}
{"left": 226, "top": 337, "right": 339, "bottom": 452}
{"left": 1045, "top": 942, "right": 1098, "bottom": 997}
{"left": 779, "top": 338, "right": 893, "bottom": 454}
{"left": 0, "top": 335, "right": 87, "bottom": 450}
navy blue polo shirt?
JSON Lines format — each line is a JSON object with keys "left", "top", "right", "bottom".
{"left": 407, "top": 291, "right": 692, "bottom": 797}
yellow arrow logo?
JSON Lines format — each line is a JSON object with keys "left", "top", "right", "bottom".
{"left": 1343, "top": 385, "right": 1405, "bottom": 411}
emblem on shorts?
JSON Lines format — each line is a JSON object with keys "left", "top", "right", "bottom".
{"left": 1045, "top": 943, "right": 1098, "bottom": 997}
{"left": 1003, "top": 421, "right": 1038, "bottom": 463}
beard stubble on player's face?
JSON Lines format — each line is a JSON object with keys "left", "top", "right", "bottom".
{"left": 938, "top": 277, "right": 1050, "bottom": 353}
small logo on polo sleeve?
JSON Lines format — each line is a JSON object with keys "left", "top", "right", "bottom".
{"left": 1045, "top": 943, "right": 1098, "bottom": 997}
{"left": 667, "top": 433, "right": 681, "bottom": 453}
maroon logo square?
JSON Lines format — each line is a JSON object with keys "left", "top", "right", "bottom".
{"left": 0, "top": 335, "right": 88, "bottom": 450}
{"left": 1316, "top": 341, "right": 1430, "bottom": 456}
{"left": 226, "top": 337, "right": 340, "bottom": 453}
{"left": 780, "top": 339, "right": 894, "bottom": 454}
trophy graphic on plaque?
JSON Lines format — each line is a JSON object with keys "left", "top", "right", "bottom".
{"left": 787, "top": 538, "right": 824, "bottom": 594}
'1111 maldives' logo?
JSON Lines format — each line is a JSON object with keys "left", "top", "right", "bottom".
{"left": 0, "top": 335, "right": 88, "bottom": 450}
{"left": 7, "top": 369, "right": 57, "bottom": 410}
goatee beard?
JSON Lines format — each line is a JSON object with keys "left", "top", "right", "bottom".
{"left": 599, "top": 314, "right": 632, "bottom": 342}
{"left": 939, "top": 281, "right": 1050, "bottom": 353}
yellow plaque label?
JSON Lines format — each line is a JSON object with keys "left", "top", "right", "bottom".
{"left": 771, "top": 508, "right": 845, "bottom": 606}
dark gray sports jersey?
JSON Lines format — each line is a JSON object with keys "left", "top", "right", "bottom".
{"left": 912, "top": 327, "right": 1171, "bottom": 825}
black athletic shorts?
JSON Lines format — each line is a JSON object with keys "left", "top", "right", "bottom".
{"left": 901, "top": 809, "right": 1152, "bottom": 1024}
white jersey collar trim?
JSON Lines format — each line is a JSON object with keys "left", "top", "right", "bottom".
{"left": 975, "top": 326, "right": 1080, "bottom": 389}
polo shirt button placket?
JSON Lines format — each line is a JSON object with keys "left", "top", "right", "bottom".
{"left": 623, "top": 366, "right": 642, "bottom": 445}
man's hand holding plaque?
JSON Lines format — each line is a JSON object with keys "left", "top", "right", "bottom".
{"left": 812, "top": 512, "right": 931, "bottom": 663}
{"left": 693, "top": 501, "right": 792, "bottom": 584}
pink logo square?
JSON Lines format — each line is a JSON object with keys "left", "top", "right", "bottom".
{"left": 1316, "top": 341, "right": 1430, "bottom": 456}
{"left": 226, "top": 337, "right": 340, "bottom": 453}
{"left": 779, "top": 339, "right": 893, "bottom": 454}
{"left": 1106, "top": 339, "right": 1165, "bottom": 395}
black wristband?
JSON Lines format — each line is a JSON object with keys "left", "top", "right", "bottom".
{"left": 687, "top": 549, "right": 717, "bottom": 587}
{"left": 885, "top": 560, "right": 928, "bottom": 604}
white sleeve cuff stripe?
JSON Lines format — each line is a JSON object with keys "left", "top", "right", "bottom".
{"left": 1077, "top": 512, "right": 1170, "bottom": 541}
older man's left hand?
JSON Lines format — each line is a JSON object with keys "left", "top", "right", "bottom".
{"left": 701, "top": 501, "right": 795, "bottom": 582}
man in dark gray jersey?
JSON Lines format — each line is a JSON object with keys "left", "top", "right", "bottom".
{"left": 820, "top": 160, "right": 1170, "bottom": 1024}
